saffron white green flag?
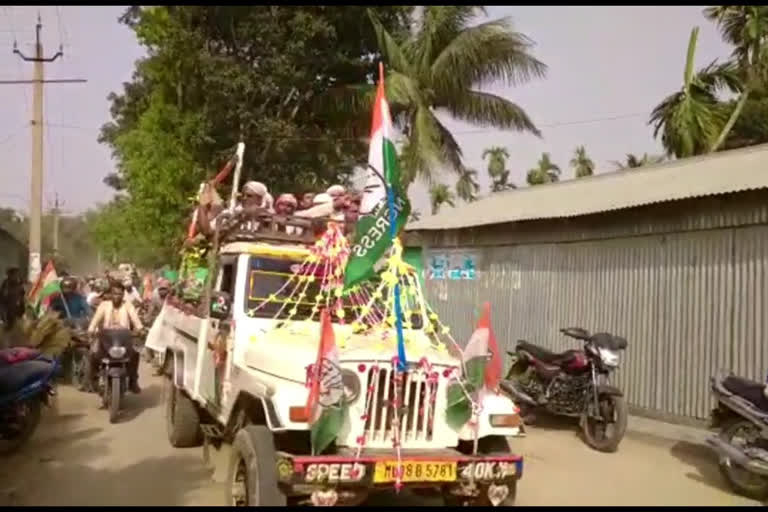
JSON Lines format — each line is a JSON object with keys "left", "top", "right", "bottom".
{"left": 344, "top": 64, "right": 411, "bottom": 289}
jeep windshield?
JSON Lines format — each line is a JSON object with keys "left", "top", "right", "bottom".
{"left": 245, "top": 256, "right": 356, "bottom": 321}
{"left": 244, "top": 256, "right": 423, "bottom": 328}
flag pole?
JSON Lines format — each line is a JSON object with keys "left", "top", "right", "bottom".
{"left": 379, "top": 62, "right": 408, "bottom": 372}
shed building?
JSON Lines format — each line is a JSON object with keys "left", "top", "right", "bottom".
{"left": 406, "top": 143, "right": 768, "bottom": 423}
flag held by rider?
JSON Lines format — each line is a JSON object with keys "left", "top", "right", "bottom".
{"left": 344, "top": 63, "right": 411, "bottom": 290}
{"left": 306, "top": 309, "right": 346, "bottom": 455}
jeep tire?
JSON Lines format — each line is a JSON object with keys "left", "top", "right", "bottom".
{"left": 164, "top": 376, "right": 203, "bottom": 448}
{"left": 227, "top": 426, "right": 286, "bottom": 506}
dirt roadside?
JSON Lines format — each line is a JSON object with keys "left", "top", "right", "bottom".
{"left": 0, "top": 365, "right": 758, "bottom": 506}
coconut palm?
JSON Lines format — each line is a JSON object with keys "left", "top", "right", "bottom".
{"left": 482, "top": 147, "right": 510, "bottom": 180}
{"left": 611, "top": 153, "right": 665, "bottom": 170}
{"left": 430, "top": 183, "right": 456, "bottom": 215}
{"left": 526, "top": 152, "right": 560, "bottom": 186}
{"left": 491, "top": 170, "right": 517, "bottom": 192}
{"left": 455, "top": 168, "right": 481, "bottom": 202}
{"left": 322, "top": 7, "right": 547, "bottom": 186}
{"left": 649, "top": 27, "right": 732, "bottom": 158}
{"left": 703, "top": 7, "right": 768, "bottom": 152}
{"left": 570, "top": 145, "right": 595, "bottom": 178}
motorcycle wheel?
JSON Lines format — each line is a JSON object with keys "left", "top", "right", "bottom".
{"left": 718, "top": 418, "right": 768, "bottom": 500}
{"left": 581, "top": 393, "right": 627, "bottom": 453}
{"left": 0, "top": 398, "right": 42, "bottom": 455}
{"left": 109, "top": 377, "right": 121, "bottom": 424}
{"left": 70, "top": 351, "right": 85, "bottom": 390}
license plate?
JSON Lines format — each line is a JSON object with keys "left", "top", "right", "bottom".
{"left": 373, "top": 461, "right": 457, "bottom": 483}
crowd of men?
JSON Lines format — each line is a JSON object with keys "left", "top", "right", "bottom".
{"left": 195, "top": 181, "right": 362, "bottom": 238}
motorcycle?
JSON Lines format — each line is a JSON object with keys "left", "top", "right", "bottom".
{"left": 0, "top": 347, "right": 58, "bottom": 454}
{"left": 500, "top": 327, "right": 629, "bottom": 452}
{"left": 707, "top": 371, "right": 768, "bottom": 500}
{"left": 95, "top": 329, "right": 137, "bottom": 424}
{"left": 64, "top": 317, "right": 90, "bottom": 390}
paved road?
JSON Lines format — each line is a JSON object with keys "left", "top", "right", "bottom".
{"left": 0, "top": 365, "right": 759, "bottom": 506}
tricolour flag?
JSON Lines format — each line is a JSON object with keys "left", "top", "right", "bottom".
{"left": 305, "top": 309, "right": 346, "bottom": 455}
{"left": 446, "top": 302, "right": 503, "bottom": 429}
{"left": 463, "top": 302, "right": 502, "bottom": 391}
{"left": 27, "top": 261, "right": 60, "bottom": 311}
{"left": 344, "top": 64, "right": 411, "bottom": 289}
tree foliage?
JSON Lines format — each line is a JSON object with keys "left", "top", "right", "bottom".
{"left": 322, "top": 6, "right": 546, "bottom": 185}
{"left": 455, "top": 168, "right": 481, "bottom": 202}
{"left": 92, "top": 6, "right": 414, "bottom": 266}
{"left": 650, "top": 7, "right": 768, "bottom": 158}
{"left": 429, "top": 183, "right": 456, "bottom": 215}
{"left": 570, "top": 145, "right": 595, "bottom": 178}
{"left": 526, "top": 152, "right": 560, "bottom": 186}
{"left": 611, "top": 153, "right": 665, "bottom": 170}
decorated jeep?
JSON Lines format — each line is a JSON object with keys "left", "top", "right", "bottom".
{"left": 146, "top": 65, "right": 523, "bottom": 507}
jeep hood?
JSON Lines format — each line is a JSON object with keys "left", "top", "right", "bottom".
{"left": 241, "top": 319, "right": 459, "bottom": 383}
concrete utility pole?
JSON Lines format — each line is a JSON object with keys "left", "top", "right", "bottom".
{"left": 51, "top": 193, "right": 61, "bottom": 258}
{"left": 0, "top": 14, "right": 86, "bottom": 282}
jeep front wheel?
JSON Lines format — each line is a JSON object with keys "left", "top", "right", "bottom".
{"left": 227, "top": 426, "right": 286, "bottom": 506}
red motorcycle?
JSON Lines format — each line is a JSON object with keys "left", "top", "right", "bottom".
{"left": 500, "top": 327, "right": 628, "bottom": 452}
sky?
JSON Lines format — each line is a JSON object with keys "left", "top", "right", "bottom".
{"left": 0, "top": 6, "right": 734, "bottom": 216}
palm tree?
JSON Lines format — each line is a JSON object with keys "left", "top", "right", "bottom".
{"left": 482, "top": 147, "right": 510, "bottom": 181}
{"left": 430, "top": 183, "right": 456, "bottom": 215}
{"left": 526, "top": 152, "right": 560, "bottom": 186}
{"left": 323, "top": 7, "right": 547, "bottom": 186}
{"left": 703, "top": 7, "right": 768, "bottom": 152}
{"left": 650, "top": 11, "right": 768, "bottom": 157}
{"left": 611, "top": 153, "right": 665, "bottom": 169}
{"left": 649, "top": 27, "right": 731, "bottom": 158}
{"left": 570, "top": 145, "right": 595, "bottom": 178}
{"left": 491, "top": 170, "right": 517, "bottom": 192}
{"left": 455, "top": 168, "right": 480, "bottom": 202}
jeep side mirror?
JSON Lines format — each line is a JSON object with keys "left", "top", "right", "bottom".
{"left": 210, "top": 291, "right": 232, "bottom": 320}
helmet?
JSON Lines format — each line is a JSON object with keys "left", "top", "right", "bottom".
{"left": 60, "top": 276, "right": 78, "bottom": 293}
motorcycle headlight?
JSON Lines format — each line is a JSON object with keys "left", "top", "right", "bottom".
{"left": 108, "top": 345, "right": 127, "bottom": 359}
{"left": 598, "top": 348, "right": 620, "bottom": 368}
{"left": 341, "top": 370, "right": 361, "bottom": 403}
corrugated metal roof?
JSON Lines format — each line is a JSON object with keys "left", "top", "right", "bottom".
{"left": 407, "top": 143, "right": 768, "bottom": 231}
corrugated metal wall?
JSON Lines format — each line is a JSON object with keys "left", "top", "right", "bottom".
{"left": 424, "top": 225, "right": 768, "bottom": 420}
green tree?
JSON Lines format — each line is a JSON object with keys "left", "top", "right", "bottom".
{"left": 325, "top": 7, "right": 546, "bottom": 186}
{"left": 526, "top": 152, "right": 560, "bottom": 185}
{"left": 482, "top": 146, "right": 516, "bottom": 192}
{"left": 95, "top": 6, "right": 414, "bottom": 266}
{"left": 570, "top": 145, "right": 595, "bottom": 178}
{"left": 704, "top": 6, "right": 768, "bottom": 152}
{"left": 455, "top": 168, "right": 481, "bottom": 202}
{"left": 611, "top": 153, "right": 665, "bottom": 170}
{"left": 430, "top": 183, "right": 456, "bottom": 215}
{"left": 650, "top": 9, "right": 768, "bottom": 157}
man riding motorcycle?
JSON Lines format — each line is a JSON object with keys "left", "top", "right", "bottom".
{"left": 49, "top": 276, "right": 90, "bottom": 320}
{"left": 86, "top": 281, "right": 144, "bottom": 394}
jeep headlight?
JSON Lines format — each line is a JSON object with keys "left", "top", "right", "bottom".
{"left": 341, "top": 370, "right": 361, "bottom": 403}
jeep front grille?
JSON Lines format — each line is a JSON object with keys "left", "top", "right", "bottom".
{"left": 363, "top": 366, "right": 438, "bottom": 446}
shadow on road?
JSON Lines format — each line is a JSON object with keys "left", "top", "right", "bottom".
{"left": 119, "top": 383, "right": 162, "bottom": 423}
{"left": 668, "top": 440, "right": 730, "bottom": 493}
{"left": 19, "top": 452, "right": 216, "bottom": 506}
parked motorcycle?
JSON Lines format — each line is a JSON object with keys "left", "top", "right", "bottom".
{"left": 500, "top": 327, "right": 629, "bottom": 452}
{"left": 95, "top": 329, "right": 136, "bottom": 423}
{"left": 707, "top": 371, "right": 768, "bottom": 500}
{"left": 0, "top": 347, "right": 58, "bottom": 454}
